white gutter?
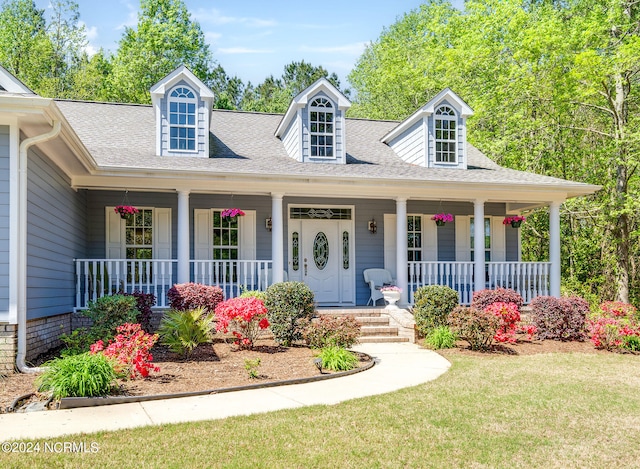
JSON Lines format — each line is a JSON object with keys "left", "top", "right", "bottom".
{"left": 16, "top": 120, "right": 61, "bottom": 373}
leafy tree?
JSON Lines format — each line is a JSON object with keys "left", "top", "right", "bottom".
{"left": 108, "top": 0, "right": 215, "bottom": 104}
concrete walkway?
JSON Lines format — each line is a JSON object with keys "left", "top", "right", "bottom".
{"left": 0, "top": 343, "right": 451, "bottom": 441}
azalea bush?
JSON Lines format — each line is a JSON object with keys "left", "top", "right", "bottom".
{"left": 448, "top": 306, "right": 499, "bottom": 351}
{"left": 413, "top": 285, "right": 459, "bottom": 335}
{"left": 215, "top": 297, "right": 270, "bottom": 349}
{"left": 302, "top": 315, "right": 361, "bottom": 349}
{"left": 485, "top": 302, "right": 520, "bottom": 344}
{"left": 90, "top": 323, "right": 159, "bottom": 379}
{"left": 588, "top": 301, "right": 640, "bottom": 351}
{"left": 167, "top": 283, "right": 224, "bottom": 313}
{"left": 471, "top": 287, "right": 524, "bottom": 311}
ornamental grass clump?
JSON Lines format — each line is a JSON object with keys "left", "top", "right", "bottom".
{"left": 302, "top": 315, "right": 361, "bottom": 349}
{"left": 424, "top": 326, "right": 457, "bottom": 350}
{"left": 530, "top": 296, "right": 588, "bottom": 341}
{"left": 158, "top": 307, "right": 216, "bottom": 358}
{"left": 36, "top": 352, "right": 117, "bottom": 399}
{"left": 264, "top": 282, "right": 315, "bottom": 346}
{"left": 317, "top": 346, "right": 358, "bottom": 372}
{"left": 413, "top": 285, "right": 459, "bottom": 335}
{"left": 448, "top": 306, "right": 499, "bottom": 351}
{"left": 215, "top": 297, "right": 270, "bottom": 349}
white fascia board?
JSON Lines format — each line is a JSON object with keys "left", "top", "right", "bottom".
{"left": 0, "top": 64, "right": 35, "bottom": 94}
{"left": 150, "top": 65, "right": 215, "bottom": 103}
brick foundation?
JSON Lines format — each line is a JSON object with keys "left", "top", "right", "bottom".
{"left": 25, "top": 313, "right": 72, "bottom": 363}
{"left": 0, "top": 324, "right": 17, "bottom": 374}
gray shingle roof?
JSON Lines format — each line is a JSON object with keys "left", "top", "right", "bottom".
{"left": 54, "top": 99, "right": 596, "bottom": 193}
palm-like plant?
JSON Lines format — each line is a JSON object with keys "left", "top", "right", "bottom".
{"left": 157, "top": 307, "right": 216, "bottom": 358}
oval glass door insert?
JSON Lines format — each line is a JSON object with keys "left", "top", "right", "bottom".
{"left": 313, "top": 232, "right": 329, "bottom": 270}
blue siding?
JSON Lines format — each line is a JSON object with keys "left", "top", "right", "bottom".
{"left": 0, "top": 126, "right": 10, "bottom": 316}
{"left": 281, "top": 114, "right": 300, "bottom": 161}
{"left": 389, "top": 120, "right": 424, "bottom": 166}
{"left": 27, "top": 147, "right": 87, "bottom": 320}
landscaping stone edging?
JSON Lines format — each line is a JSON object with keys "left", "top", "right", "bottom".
{"left": 57, "top": 351, "right": 375, "bottom": 410}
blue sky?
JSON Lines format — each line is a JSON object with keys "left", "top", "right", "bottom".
{"left": 35, "top": 0, "right": 462, "bottom": 87}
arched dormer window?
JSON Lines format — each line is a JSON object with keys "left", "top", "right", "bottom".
{"left": 309, "top": 97, "right": 334, "bottom": 158}
{"left": 435, "top": 105, "right": 457, "bottom": 164}
{"left": 169, "top": 86, "right": 197, "bottom": 151}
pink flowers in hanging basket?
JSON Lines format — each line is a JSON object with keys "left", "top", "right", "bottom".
{"left": 503, "top": 215, "right": 526, "bottom": 227}
{"left": 221, "top": 208, "right": 246, "bottom": 219}
{"left": 114, "top": 205, "right": 139, "bottom": 218}
{"left": 431, "top": 213, "right": 453, "bottom": 225}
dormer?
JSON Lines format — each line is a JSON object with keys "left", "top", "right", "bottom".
{"left": 0, "top": 64, "right": 35, "bottom": 94}
{"left": 275, "top": 78, "right": 351, "bottom": 165}
{"left": 381, "top": 88, "right": 473, "bottom": 169}
{"left": 150, "top": 65, "right": 215, "bottom": 157}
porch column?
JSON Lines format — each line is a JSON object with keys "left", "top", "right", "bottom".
{"left": 271, "top": 193, "right": 284, "bottom": 283}
{"left": 549, "top": 201, "right": 562, "bottom": 297}
{"left": 396, "top": 198, "right": 408, "bottom": 305}
{"left": 474, "top": 199, "right": 486, "bottom": 292}
{"left": 177, "top": 190, "right": 190, "bottom": 283}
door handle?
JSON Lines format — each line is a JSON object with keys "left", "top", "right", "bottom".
{"left": 304, "top": 258, "right": 308, "bottom": 276}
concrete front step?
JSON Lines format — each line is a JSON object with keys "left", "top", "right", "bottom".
{"left": 316, "top": 307, "right": 415, "bottom": 344}
{"left": 360, "top": 325, "right": 398, "bottom": 336}
{"left": 359, "top": 336, "right": 410, "bottom": 343}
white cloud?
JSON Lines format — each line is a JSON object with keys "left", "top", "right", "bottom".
{"left": 193, "top": 8, "right": 276, "bottom": 28}
{"left": 82, "top": 23, "right": 99, "bottom": 41}
{"left": 216, "top": 47, "right": 274, "bottom": 55}
{"left": 116, "top": 1, "right": 138, "bottom": 30}
{"left": 84, "top": 44, "right": 98, "bottom": 56}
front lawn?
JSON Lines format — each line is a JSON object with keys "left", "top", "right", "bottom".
{"left": 2, "top": 351, "right": 638, "bottom": 468}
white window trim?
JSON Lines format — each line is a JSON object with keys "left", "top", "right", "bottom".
{"left": 168, "top": 86, "right": 197, "bottom": 153}
{"left": 193, "top": 209, "right": 256, "bottom": 260}
{"left": 308, "top": 96, "right": 335, "bottom": 160}
{"left": 105, "top": 206, "right": 172, "bottom": 259}
{"left": 434, "top": 105, "right": 457, "bottom": 165}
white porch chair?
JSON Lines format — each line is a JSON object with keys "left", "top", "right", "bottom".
{"left": 363, "top": 268, "right": 394, "bottom": 306}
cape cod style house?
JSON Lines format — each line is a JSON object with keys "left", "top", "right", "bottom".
{"left": 0, "top": 65, "right": 599, "bottom": 371}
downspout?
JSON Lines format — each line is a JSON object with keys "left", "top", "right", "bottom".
{"left": 16, "top": 120, "right": 61, "bottom": 373}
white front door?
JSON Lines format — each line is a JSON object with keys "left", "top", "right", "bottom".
{"left": 288, "top": 213, "right": 355, "bottom": 306}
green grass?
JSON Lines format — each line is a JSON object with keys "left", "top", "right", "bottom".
{"left": 3, "top": 352, "right": 639, "bottom": 468}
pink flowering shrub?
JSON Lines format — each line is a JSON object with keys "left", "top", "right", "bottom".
{"left": 90, "top": 323, "right": 159, "bottom": 379}
{"left": 485, "top": 302, "right": 520, "bottom": 344}
{"left": 471, "top": 287, "right": 524, "bottom": 311}
{"left": 588, "top": 301, "right": 640, "bottom": 351}
{"left": 215, "top": 297, "right": 270, "bottom": 349}
{"left": 168, "top": 282, "right": 224, "bottom": 313}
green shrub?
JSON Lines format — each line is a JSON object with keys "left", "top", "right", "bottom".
{"left": 471, "top": 287, "right": 524, "bottom": 311}
{"left": 60, "top": 328, "right": 95, "bottom": 356}
{"left": 424, "top": 326, "right": 457, "bottom": 350}
{"left": 239, "top": 289, "right": 268, "bottom": 302}
{"left": 302, "top": 315, "right": 361, "bottom": 349}
{"left": 82, "top": 295, "right": 138, "bottom": 342}
{"left": 244, "top": 358, "right": 261, "bottom": 379}
{"left": 317, "top": 346, "right": 358, "bottom": 371}
{"left": 448, "top": 306, "right": 499, "bottom": 351}
{"left": 167, "top": 283, "right": 224, "bottom": 312}
{"left": 264, "top": 282, "right": 315, "bottom": 346}
{"left": 157, "top": 307, "right": 216, "bottom": 358}
{"left": 413, "top": 285, "right": 459, "bottom": 335}
{"left": 36, "top": 352, "right": 117, "bottom": 399}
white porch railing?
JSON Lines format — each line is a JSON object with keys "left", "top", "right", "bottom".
{"left": 75, "top": 259, "right": 275, "bottom": 310}
{"left": 75, "top": 259, "right": 177, "bottom": 309}
{"left": 408, "top": 261, "right": 551, "bottom": 305}
{"left": 191, "top": 260, "right": 274, "bottom": 299}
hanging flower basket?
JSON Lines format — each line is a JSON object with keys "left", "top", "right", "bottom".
{"left": 221, "top": 208, "right": 246, "bottom": 219}
{"left": 431, "top": 213, "right": 453, "bottom": 226}
{"left": 114, "top": 205, "right": 139, "bottom": 220}
{"left": 503, "top": 215, "right": 526, "bottom": 228}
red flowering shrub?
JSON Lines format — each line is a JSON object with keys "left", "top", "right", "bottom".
{"left": 167, "top": 283, "right": 224, "bottom": 313}
{"left": 301, "top": 315, "right": 361, "bottom": 349}
{"left": 518, "top": 324, "right": 538, "bottom": 341}
{"left": 485, "top": 302, "right": 520, "bottom": 344}
{"left": 119, "top": 291, "right": 156, "bottom": 332}
{"left": 215, "top": 297, "right": 269, "bottom": 349}
{"left": 448, "top": 306, "right": 499, "bottom": 350}
{"left": 471, "top": 287, "right": 524, "bottom": 311}
{"left": 90, "top": 323, "right": 159, "bottom": 379}
{"left": 588, "top": 301, "right": 640, "bottom": 351}
{"left": 530, "top": 296, "right": 588, "bottom": 341}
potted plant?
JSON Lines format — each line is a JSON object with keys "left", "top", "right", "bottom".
{"left": 221, "top": 208, "right": 246, "bottom": 219}
{"left": 114, "top": 205, "right": 139, "bottom": 220}
{"left": 431, "top": 213, "right": 453, "bottom": 226}
{"left": 380, "top": 286, "right": 402, "bottom": 308}
{"left": 503, "top": 215, "right": 526, "bottom": 228}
